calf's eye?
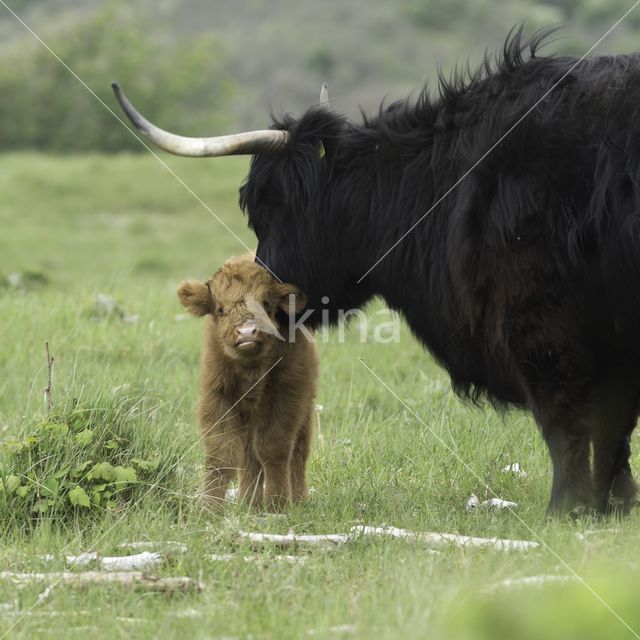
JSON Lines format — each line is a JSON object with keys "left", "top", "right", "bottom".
{"left": 218, "top": 307, "right": 226, "bottom": 317}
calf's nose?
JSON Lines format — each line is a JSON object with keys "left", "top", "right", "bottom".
{"left": 236, "top": 322, "right": 258, "bottom": 338}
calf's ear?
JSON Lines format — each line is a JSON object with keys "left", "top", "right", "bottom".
{"left": 177, "top": 280, "right": 214, "bottom": 317}
{"left": 276, "top": 283, "right": 307, "bottom": 315}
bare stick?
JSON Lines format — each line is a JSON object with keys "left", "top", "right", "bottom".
{"left": 350, "top": 526, "right": 539, "bottom": 552}
{"left": 35, "top": 584, "right": 56, "bottom": 606}
{"left": 43, "top": 548, "right": 306, "bottom": 568}
{"left": 0, "top": 571, "right": 202, "bottom": 593}
{"left": 117, "top": 541, "right": 188, "bottom": 554}
{"left": 237, "top": 526, "right": 538, "bottom": 553}
{"left": 238, "top": 531, "right": 349, "bottom": 550}
{"left": 40, "top": 551, "right": 164, "bottom": 572}
{"left": 43, "top": 341, "right": 54, "bottom": 412}
{"left": 209, "top": 553, "right": 308, "bottom": 564}
{"left": 483, "top": 575, "right": 578, "bottom": 593}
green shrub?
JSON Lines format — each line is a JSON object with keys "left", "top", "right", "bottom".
{"left": 0, "top": 396, "right": 190, "bottom": 526}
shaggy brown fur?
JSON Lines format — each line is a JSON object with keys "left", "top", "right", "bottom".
{"left": 177, "top": 256, "right": 318, "bottom": 511}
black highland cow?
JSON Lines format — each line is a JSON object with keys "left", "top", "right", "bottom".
{"left": 114, "top": 28, "right": 640, "bottom": 515}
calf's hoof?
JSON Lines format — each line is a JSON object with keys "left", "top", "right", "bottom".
{"left": 265, "top": 494, "right": 290, "bottom": 513}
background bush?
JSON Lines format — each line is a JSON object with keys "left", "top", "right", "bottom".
{"left": 1, "top": 0, "right": 639, "bottom": 150}
{"left": 0, "top": 1, "right": 234, "bottom": 152}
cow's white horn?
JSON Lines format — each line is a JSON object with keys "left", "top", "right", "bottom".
{"left": 319, "top": 83, "right": 329, "bottom": 106}
{"left": 111, "top": 82, "right": 288, "bottom": 157}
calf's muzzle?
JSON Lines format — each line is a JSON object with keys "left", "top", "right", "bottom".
{"left": 235, "top": 322, "right": 259, "bottom": 347}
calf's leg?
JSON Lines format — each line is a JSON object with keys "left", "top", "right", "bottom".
{"left": 261, "top": 457, "right": 292, "bottom": 512}
{"left": 203, "top": 453, "right": 237, "bottom": 508}
{"left": 253, "top": 432, "right": 292, "bottom": 512}
{"left": 201, "top": 429, "right": 242, "bottom": 509}
{"left": 239, "top": 446, "right": 264, "bottom": 508}
{"left": 290, "top": 413, "right": 314, "bottom": 502}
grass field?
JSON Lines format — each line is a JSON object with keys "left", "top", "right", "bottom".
{"left": 1, "top": 152, "right": 640, "bottom": 639}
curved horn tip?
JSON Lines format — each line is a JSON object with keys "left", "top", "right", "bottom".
{"left": 109, "top": 80, "right": 288, "bottom": 156}
{"left": 320, "top": 83, "right": 329, "bottom": 105}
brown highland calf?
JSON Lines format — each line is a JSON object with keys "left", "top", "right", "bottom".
{"left": 178, "top": 256, "right": 318, "bottom": 511}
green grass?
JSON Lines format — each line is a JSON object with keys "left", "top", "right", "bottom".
{"left": 1, "top": 152, "right": 640, "bottom": 639}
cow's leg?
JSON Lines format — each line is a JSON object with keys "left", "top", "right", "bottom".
{"left": 527, "top": 397, "right": 591, "bottom": 515}
{"left": 543, "top": 421, "right": 591, "bottom": 516}
{"left": 609, "top": 432, "right": 638, "bottom": 512}
{"left": 514, "top": 330, "right": 595, "bottom": 514}
{"left": 290, "top": 413, "right": 313, "bottom": 502}
{"left": 592, "top": 432, "right": 635, "bottom": 515}
{"left": 239, "top": 446, "right": 264, "bottom": 508}
{"left": 588, "top": 378, "right": 638, "bottom": 514}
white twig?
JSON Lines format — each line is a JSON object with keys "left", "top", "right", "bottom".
{"left": 307, "top": 623, "right": 356, "bottom": 636}
{"left": 100, "top": 552, "right": 162, "bottom": 572}
{"left": 0, "top": 571, "right": 202, "bottom": 592}
{"left": 466, "top": 494, "right": 518, "bottom": 512}
{"left": 238, "top": 526, "right": 538, "bottom": 552}
{"left": 501, "top": 463, "right": 528, "bottom": 478}
{"left": 484, "top": 575, "right": 579, "bottom": 593}
{"left": 41, "top": 551, "right": 162, "bottom": 572}
{"left": 350, "top": 525, "right": 539, "bottom": 552}
{"left": 575, "top": 528, "right": 619, "bottom": 541}
{"left": 117, "top": 541, "right": 188, "bottom": 554}
{"left": 43, "top": 547, "right": 306, "bottom": 569}
{"left": 62, "top": 552, "right": 97, "bottom": 567}
{"left": 169, "top": 608, "right": 203, "bottom": 619}
{"left": 238, "top": 531, "right": 349, "bottom": 549}
{"left": 209, "top": 553, "right": 308, "bottom": 564}
{"left": 34, "top": 584, "right": 56, "bottom": 606}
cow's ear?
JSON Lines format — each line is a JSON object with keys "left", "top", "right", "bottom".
{"left": 275, "top": 283, "right": 307, "bottom": 315}
{"left": 177, "top": 280, "right": 214, "bottom": 317}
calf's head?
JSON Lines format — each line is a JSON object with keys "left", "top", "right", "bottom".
{"left": 177, "top": 259, "right": 306, "bottom": 362}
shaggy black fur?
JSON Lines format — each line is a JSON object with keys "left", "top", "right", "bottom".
{"left": 240, "top": 27, "right": 640, "bottom": 515}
